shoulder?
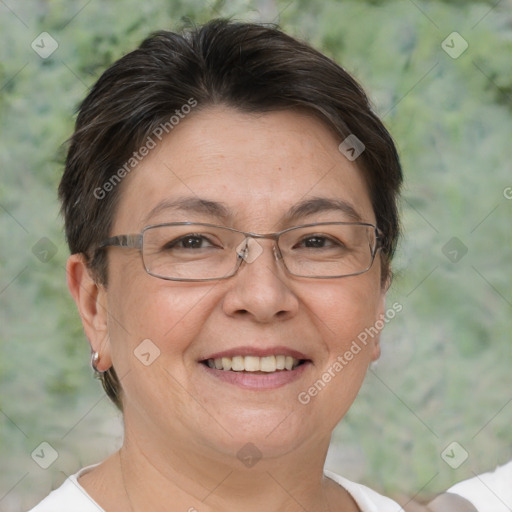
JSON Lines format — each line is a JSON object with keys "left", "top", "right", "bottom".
{"left": 447, "top": 460, "right": 512, "bottom": 512}
{"left": 324, "top": 470, "right": 401, "bottom": 512}
{"left": 27, "top": 466, "right": 104, "bottom": 512}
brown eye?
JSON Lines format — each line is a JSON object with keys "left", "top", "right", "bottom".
{"left": 295, "top": 235, "right": 344, "bottom": 249}
{"left": 164, "top": 234, "right": 216, "bottom": 250}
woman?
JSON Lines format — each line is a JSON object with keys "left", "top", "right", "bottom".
{"left": 29, "top": 19, "right": 403, "bottom": 511}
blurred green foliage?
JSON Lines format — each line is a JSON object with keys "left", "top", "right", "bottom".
{"left": 1, "top": 0, "right": 511, "bottom": 509}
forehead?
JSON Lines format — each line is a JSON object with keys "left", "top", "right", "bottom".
{"left": 112, "top": 106, "right": 375, "bottom": 232}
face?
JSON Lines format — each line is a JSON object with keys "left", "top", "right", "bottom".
{"left": 91, "top": 106, "right": 386, "bottom": 462}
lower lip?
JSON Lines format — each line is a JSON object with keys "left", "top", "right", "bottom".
{"left": 199, "top": 362, "right": 311, "bottom": 390}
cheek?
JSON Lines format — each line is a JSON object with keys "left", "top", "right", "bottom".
{"left": 297, "top": 279, "right": 383, "bottom": 426}
{"left": 304, "top": 276, "right": 383, "bottom": 345}
{"left": 104, "top": 280, "right": 222, "bottom": 420}
{"left": 106, "top": 277, "right": 218, "bottom": 366}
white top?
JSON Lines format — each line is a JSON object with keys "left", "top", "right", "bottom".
{"left": 28, "top": 465, "right": 401, "bottom": 512}
{"left": 447, "top": 460, "right": 512, "bottom": 512}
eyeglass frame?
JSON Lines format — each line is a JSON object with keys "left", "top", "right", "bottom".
{"left": 96, "top": 221, "right": 384, "bottom": 282}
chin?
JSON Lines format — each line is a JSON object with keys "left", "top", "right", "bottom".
{"left": 194, "top": 405, "right": 329, "bottom": 463}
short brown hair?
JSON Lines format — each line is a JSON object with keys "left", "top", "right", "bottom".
{"left": 60, "top": 19, "right": 403, "bottom": 410}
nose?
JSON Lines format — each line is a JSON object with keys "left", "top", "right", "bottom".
{"left": 222, "top": 238, "right": 299, "bottom": 323}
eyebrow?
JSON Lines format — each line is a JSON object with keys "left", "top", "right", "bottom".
{"left": 282, "top": 197, "right": 363, "bottom": 223}
{"left": 144, "top": 197, "right": 234, "bottom": 224}
{"left": 144, "top": 196, "right": 363, "bottom": 225}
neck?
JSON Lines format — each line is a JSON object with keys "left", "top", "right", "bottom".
{"left": 116, "top": 427, "right": 354, "bottom": 512}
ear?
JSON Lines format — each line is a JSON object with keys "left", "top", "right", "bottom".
{"left": 66, "top": 254, "right": 112, "bottom": 371}
{"left": 370, "top": 275, "right": 391, "bottom": 362}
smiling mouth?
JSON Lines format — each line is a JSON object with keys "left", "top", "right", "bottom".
{"left": 202, "top": 355, "right": 306, "bottom": 372}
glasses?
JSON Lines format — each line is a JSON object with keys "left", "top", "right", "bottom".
{"left": 97, "top": 222, "right": 383, "bottom": 281}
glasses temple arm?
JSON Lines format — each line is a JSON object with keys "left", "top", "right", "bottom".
{"left": 98, "top": 234, "right": 142, "bottom": 249}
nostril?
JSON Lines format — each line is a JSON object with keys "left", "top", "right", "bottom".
{"left": 234, "top": 309, "right": 249, "bottom": 316}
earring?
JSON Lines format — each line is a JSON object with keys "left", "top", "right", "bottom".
{"left": 91, "top": 351, "right": 101, "bottom": 373}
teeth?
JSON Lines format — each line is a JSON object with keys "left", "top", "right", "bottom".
{"left": 205, "top": 355, "right": 302, "bottom": 372}
{"left": 260, "top": 356, "right": 276, "bottom": 372}
{"left": 231, "top": 356, "right": 245, "bottom": 371}
{"left": 244, "top": 356, "right": 260, "bottom": 372}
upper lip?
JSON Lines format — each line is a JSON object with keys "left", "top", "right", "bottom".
{"left": 200, "top": 346, "right": 310, "bottom": 361}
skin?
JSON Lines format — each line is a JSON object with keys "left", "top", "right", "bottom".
{"left": 67, "top": 106, "right": 388, "bottom": 511}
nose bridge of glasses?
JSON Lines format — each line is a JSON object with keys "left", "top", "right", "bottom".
{"left": 235, "top": 232, "right": 283, "bottom": 265}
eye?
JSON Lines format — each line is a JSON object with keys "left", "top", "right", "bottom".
{"left": 294, "top": 235, "right": 344, "bottom": 249}
{"left": 164, "top": 234, "right": 218, "bottom": 250}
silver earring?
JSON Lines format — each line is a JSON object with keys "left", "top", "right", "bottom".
{"left": 91, "top": 351, "right": 101, "bottom": 373}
